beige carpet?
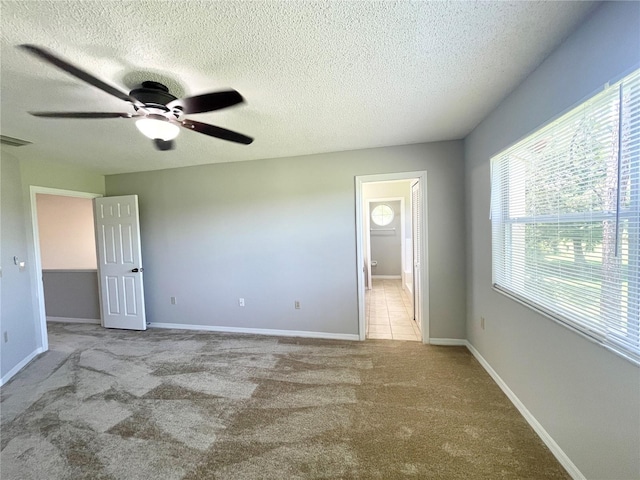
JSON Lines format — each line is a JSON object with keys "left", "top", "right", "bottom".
{"left": 0, "top": 323, "right": 569, "bottom": 479}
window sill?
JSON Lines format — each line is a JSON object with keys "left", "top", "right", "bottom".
{"left": 491, "top": 285, "right": 640, "bottom": 367}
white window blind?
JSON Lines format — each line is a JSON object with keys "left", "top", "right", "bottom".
{"left": 491, "top": 69, "right": 640, "bottom": 364}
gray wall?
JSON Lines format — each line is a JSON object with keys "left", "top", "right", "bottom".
{"left": 107, "top": 141, "right": 466, "bottom": 339}
{"left": 464, "top": 3, "right": 640, "bottom": 479}
{"left": 43, "top": 270, "right": 100, "bottom": 320}
{"left": 1, "top": 154, "right": 105, "bottom": 384}
{"left": 0, "top": 152, "right": 38, "bottom": 382}
{"left": 370, "top": 200, "right": 401, "bottom": 276}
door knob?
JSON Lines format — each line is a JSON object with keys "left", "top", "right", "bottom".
{"left": 131, "top": 267, "right": 144, "bottom": 272}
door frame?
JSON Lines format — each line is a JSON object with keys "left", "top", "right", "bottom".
{"left": 28, "top": 186, "right": 103, "bottom": 351}
{"left": 410, "top": 180, "right": 421, "bottom": 331}
{"left": 355, "top": 171, "right": 428, "bottom": 343}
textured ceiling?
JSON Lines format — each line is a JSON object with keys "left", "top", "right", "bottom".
{"left": 1, "top": 1, "right": 598, "bottom": 175}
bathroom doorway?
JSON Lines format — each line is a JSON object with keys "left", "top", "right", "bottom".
{"left": 355, "top": 171, "right": 428, "bottom": 343}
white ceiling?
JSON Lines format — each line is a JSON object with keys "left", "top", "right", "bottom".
{"left": 1, "top": 1, "right": 598, "bottom": 175}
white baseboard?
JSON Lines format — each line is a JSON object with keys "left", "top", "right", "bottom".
{"left": 371, "top": 275, "right": 402, "bottom": 279}
{"left": 465, "top": 341, "right": 585, "bottom": 480}
{"left": 148, "top": 322, "right": 360, "bottom": 341}
{"left": 429, "top": 338, "right": 467, "bottom": 346}
{"left": 47, "top": 316, "right": 101, "bottom": 324}
{"left": 0, "top": 347, "right": 44, "bottom": 387}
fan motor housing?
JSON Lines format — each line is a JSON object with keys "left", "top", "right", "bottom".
{"left": 130, "top": 81, "right": 177, "bottom": 109}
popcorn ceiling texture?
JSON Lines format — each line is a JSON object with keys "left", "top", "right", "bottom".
{"left": 1, "top": 1, "right": 597, "bottom": 174}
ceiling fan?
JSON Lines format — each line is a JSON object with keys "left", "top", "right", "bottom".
{"left": 18, "top": 44, "right": 253, "bottom": 151}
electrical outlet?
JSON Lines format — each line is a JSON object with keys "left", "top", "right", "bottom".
{"left": 239, "top": 298, "right": 245, "bottom": 307}
{"left": 295, "top": 300, "right": 300, "bottom": 309}
{"left": 3, "top": 331, "right": 8, "bottom": 343}
{"left": 170, "top": 296, "right": 177, "bottom": 305}
{"left": 480, "top": 317, "right": 485, "bottom": 330}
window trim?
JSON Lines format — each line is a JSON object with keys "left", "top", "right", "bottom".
{"left": 489, "top": 68, "right": 640, "bottom": 366}
{"left": 491, "top": 285, "right": 639, "bottom": 366}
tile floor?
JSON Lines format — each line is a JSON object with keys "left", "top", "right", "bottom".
{"left": 366, "top": 278, "right": 421, "bottom": 341}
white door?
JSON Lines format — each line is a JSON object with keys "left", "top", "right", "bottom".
{"left": 94, "top": 195, "right": 146, "bottom": 330}
{"left": 411, "top": 181, "right": 422, "bottom": 332}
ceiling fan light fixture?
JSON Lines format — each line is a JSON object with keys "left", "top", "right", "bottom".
{"left": 135, "top": 117, "right": 180, "bottom": 141}
{"left": 19, "top": 46, "right": 253, "bottom": 149}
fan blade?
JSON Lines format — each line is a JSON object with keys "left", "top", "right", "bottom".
{"left": 30, "top": 111, "right": 136, "bottom": 119}
{"left": 169, "top": 90, "right": 244, "bottom": 115}
{"left": 153, "top": 139, "right": 175, "bottom": 151}
{"left": 19, "top": 45, "right": 143, "bottom": 107}
{"left": 181, "top": 119, "right": 253, "bottom": 145}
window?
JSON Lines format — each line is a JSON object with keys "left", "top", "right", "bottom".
{"left": 371, "top": 204, "right": 394, "bottom": 226}
{"left": 491, "top": 69, "right": 640, "bottom": 364}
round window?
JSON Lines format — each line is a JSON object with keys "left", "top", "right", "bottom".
{"left": 371, "top": 204, "right": 394, "bottom": 226}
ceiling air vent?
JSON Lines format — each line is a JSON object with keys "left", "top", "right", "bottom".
{"left": 0, "top": 135, "right": 32, "bottom": 147}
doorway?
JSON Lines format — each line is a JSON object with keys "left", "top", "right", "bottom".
{"left": 368, "top": 198, "right": 404, "bottom": 282}
{"left": 355, "top": 171, "right": 428, "bottom": 343}
{"left": 30, "top": 190, "right": 148, "bottom": 349}
{"left": 29, "top": 187, "right": 102, "bottom": 351}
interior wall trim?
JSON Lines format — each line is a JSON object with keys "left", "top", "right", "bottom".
{"left": 47, "top": 317, "right": 100, "bottom": 325}
{"left": 42, "top": 269, "right": 98, "bottom": 273}
{"left": 429, "top": 338, "right": 467, "bottom": 346}
{"left": 0, "top": 347, "right": 44, "bottom": 387}
{"left": 148, "top": 322, "right": 360, "bottom": 342}
{"left": 465, "top": 341, "right": 585, "bottom": 480}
